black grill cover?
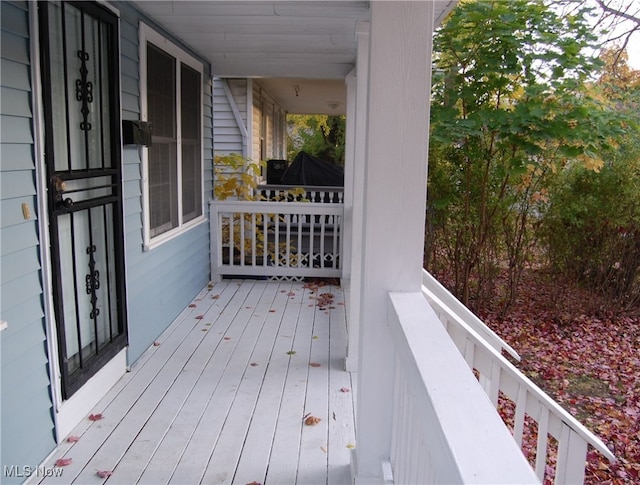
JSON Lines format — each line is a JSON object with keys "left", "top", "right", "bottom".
{"left": 280, "top": 151, "right": 344, "bottom": 187}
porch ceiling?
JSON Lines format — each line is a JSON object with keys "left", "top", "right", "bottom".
{"left": 130, "top": 1, "right": 456, "bottom": 114}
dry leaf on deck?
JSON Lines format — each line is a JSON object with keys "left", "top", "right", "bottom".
{"left": 304, "top": 415, "right": 321, "bottom": 426}
{"left": 96, "top": 470, "right": 113, "bottom": 478}
{"left": 55, "top": 458, "right": 72, "bottom": 467}
{"left": 310, "top": 363, "right": 321, "bottom": 367}
{"left": 286, "top": 350, "right": 296, "bottom": 355}
{"left": 66, "top": 436, "right": 80, "bottom": 443}
{"left": 340, "top": 387, "right": 351, "bottom": 393}
{"left": 88, "top": 413, "right": 103, "bottom": 421}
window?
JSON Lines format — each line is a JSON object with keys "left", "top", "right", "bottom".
{"left": 140, "top": 24, "right": 204, "bottom": 247}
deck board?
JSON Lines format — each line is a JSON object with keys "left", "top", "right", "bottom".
{"left": 38, "top": 280, "right": 355, "bottom": 485}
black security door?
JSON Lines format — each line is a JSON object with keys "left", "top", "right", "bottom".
{"left": 39, "top": 1, "right": 127, "bottom": 398}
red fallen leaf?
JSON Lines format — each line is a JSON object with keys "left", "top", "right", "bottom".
{"left": 340, "top": 387, "right": 350, "bottom": 393}
{"left": 211, "top": 294, "right": 220, "bottom": 299}
{"left": 247, "top": 482, "right": 262, "bottom": 485}
{"left": 224, "top": 337, "right": 231, "bottom": 341}
{"left": 153, "top": 341, "right": 161, "bottom": 346}
{"left": 66, "top": 436, "right": 80, "bottom": 443}
{"left": 55, "top": 458, "right": 72, "bottom": 467}
{"left": 250, "top": 362, "right": 259, "bottom": 367}
{"left": 96, "top": 470, "right": 113, "bottom": 478}
{"left": 287, "top": 292, "right": 296, "bottom": 297}
{"left": 195, "top": 315, "right": 204, "bottom": 320}
{"left": 88, "top": 413, "right": 103, "bottom": 421}
{"left": 310, "top": 362, "right": 321, "bottom": 367}
{"left": 269, "top": 309, "right": 276, "bottom": 313}
{"left": 189, "top": 303, "right": 197, "bottom": 308}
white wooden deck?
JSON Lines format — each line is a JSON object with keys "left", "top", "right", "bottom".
{"left": 37, "top": 279, "right": 356, "bottom": 485}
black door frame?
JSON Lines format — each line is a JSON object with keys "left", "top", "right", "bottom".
{"left": 39, "top": 0, "right": 128, "bottom": 399}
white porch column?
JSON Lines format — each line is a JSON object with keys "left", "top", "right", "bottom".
{"left": 345, "top": 21, "right": 370, "bottom": 373}
{"left": 353, "top": 2, "right": 434, "bottom": 483}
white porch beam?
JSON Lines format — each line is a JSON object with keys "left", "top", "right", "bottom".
{"left": 353, "top": 2, "right": 434, "bottom": 482}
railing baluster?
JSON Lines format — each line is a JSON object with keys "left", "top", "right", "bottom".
{"left": 229, "top": 212, "right": 235, "bottom": 267}
{"left": 535, "top": 407, "right": 550, "bottom": 480}
{"left": 251, "top": 213, "right": 256, "bottom": 267}
{"left": 285, "top": 213, "right": 291, "bottom": 268}
{"left": 513, "top": 385, "right": 527, "bottom": 447}
{"left": 240, "top": 212, "right": 245, "bottom": 267}
{"left": 263, "top": 211, "right": 268, "bottom": 267}
{"left": 555, "top": 424, "right": 588, "bottom": 485}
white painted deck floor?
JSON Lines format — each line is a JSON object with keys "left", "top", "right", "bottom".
{"left": 38, "top": 279, "right": 356, "bottom": 485}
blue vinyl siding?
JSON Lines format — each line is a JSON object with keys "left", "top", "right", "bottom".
{"left": 114, "top": 1, "right": 213, "bottom": 363}
{"left": 0, "top": 1, "right": 56, "bottom": 481}
{"left": 213, "top": 78, "right": 246, "bottom": 155}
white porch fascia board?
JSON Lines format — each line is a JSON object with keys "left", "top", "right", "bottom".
{"left": 352, "top": 2, "right": 435, "bottom": 482}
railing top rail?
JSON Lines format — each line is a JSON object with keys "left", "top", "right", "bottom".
{"left": 427, "top": 288, "right": 616, "bottom": 463}
{"left": 256, "top": 184, "right": 344, "bottom": 192}
{"left": 210, "top": 199, "right": 344, "bottom": 215}
{"left": 422, "top": 269, "right": 521, "bottom": 361}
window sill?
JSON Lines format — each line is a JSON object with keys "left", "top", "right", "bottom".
{"left": 143, "top": 215, "right": 207, "bottom": 252}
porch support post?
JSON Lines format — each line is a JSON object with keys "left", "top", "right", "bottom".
{"left": 353, "top": 2, "right": 434, "bottom": 483}
{"left": 345, "top": 21, "right": 370, "bottom": 373}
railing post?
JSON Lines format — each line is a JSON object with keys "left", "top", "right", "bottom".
{"left": 210, "top": 200, "right": 221, "bottom": 282}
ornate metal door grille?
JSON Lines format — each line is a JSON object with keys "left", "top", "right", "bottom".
{"left": 39, "top": 1, "right": 127, "bottom": 399}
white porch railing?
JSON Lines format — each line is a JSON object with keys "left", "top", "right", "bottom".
{"left": 210, "top": 200, "right": 343, "bottom": 281}
{"left": 256, "top": 184, "right": 344, "bottom": 203}
{"left": 386, "top": 292, "right": 539, "bottom": 484}
{"left": 420, "top": 269, "right": 616, "bottom": 484}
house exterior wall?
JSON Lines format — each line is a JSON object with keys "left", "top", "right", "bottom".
{"left": 251, "top": 80, "right": 286, "bottom": 165}
{"left": 0, "top": 2, "right": 57, "bottom": 479}
{"left": 114, "top": 1, "right": 214, "bottom": 364}
{"left": 0, "top": 1, "right": 213, "bottom": 476}
{"left": 213, "top": 78, "right": 248, "bottom": 156}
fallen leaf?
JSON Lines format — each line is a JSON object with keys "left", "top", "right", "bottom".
{"left": 304, "top": 415, "right": 321, "bottom": 426}
{"left": 287, "top": 292, "right": 296, "bottom": 297}
{"left": 88, "top": 413, "right": 103, "bottom": 421}
{"left": 310, "top": 362, "right": 321, "bottom": 367}
{"left": 201, "top": 328, "right": 208, "bottom": 332}
{"left": 153, "top": 341, "right": 161, "bottom": 346}
{"left": 246, "top": 482, "right": 262, "bottom": 485}
{"left": 312, "top": 335, "right": 319, "bottom": 340}
{"left": 211, "top": 294, "right": 220, "bottom": 299}
{"left": 340, "top": 387, "right": 351, "bottom": 393}
{"left": 195, "top": 315, "right": 204, "bottom": 320}
{"left": 96, "top": 470, "right": 113, "bottom": 478}
{"left": 189, "top": 303, "right": 197, "bottom": 308}
{"left": 250, "top": 362, "right": 259, "bottom": 367}
{"left": 55, "top": 458, "right": 72, "bottom": 467}
{"left": 320, "top": 445, "right": 327, "bottom": 453}
{"left": 66, "top": 436, "right": 80, "bottom": 443}
{"left": 286, "top": 350, "right": 296, "bottom": 356}
{"left": 224, "top": 337, "right": 231, "bottom": 340}
{"left": 269, "top": 309, "right": 276, "bottom": 313}
{"left": 333, "top": 412, "right": 337, "bottom": 421}
{"left": 346, "top": 443, "right": 355, "bottom": 449}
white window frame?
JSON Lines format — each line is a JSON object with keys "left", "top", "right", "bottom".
{"left": 139, "top": 23, "right": 205, "bottom": 250}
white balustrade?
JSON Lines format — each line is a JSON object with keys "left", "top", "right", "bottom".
{"left": 386, "top": 292, "right": 539, "bottom": 484}
{"left": 210, "top": 200, "right": 343, "bottom": 280}
{"left": 421, "top": 269, "right": 616, "bottom": 484}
